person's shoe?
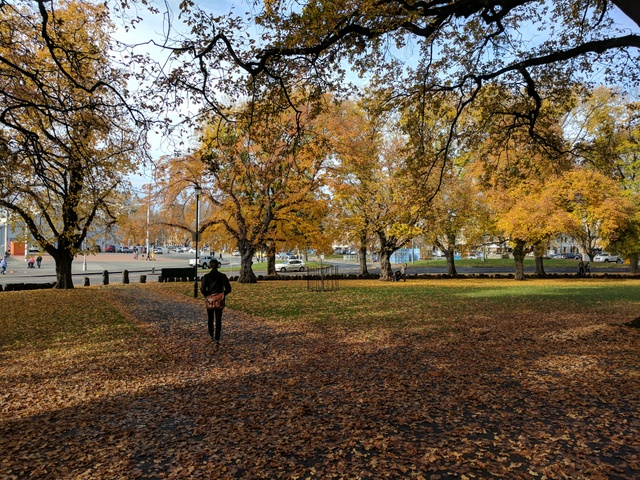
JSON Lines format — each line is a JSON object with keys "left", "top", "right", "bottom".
{"left": 208, "top": 333, "right": 214, "bottom": 339}
{"left": 215, "top": 341, "right": 220, "bottom": 347}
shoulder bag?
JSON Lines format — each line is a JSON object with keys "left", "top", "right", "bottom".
{"left": 205, "top": 292, "right": 226, "bottom": 310}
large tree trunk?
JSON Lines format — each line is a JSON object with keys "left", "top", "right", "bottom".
{"left": 238, "top": 248, "right": 257, "bottom": 283}
{"left": 534, "top": 242, "right": 546, "bottom": 277}
{"left": 444, "top": 250, "right": 457, "bottom": 276}
{"left": 534, "top": 255, "right": 546, "bottom": 276}
{"left": 512, "top": 240, "right": 527, "bottom": 281}
{"left": 359, "top": 244, "right": 369, "bottom": 276}
{"left": 266, "top": 242, "right": 277, "bottom": 276}
{"left": 436, "top": 235, "right": 457, "bottom": 276}
{"left": 53, "top": 252, "right": 75, "bottom": 289}
{"left": 379, "top": 248, "right": 394, "bottom": 281}
{"left": 629, "top": 253, "right": 638, "bottom": 274}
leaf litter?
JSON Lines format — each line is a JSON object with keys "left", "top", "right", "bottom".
{"left": 0, "top": 282, "right": 638, "bottom": 479}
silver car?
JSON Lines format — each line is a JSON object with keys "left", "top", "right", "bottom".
{"left": 593, "top": 252, "right": 623, "bottom": 263}
{"left": 276, "top": 259, "right": 306, "bottom": 272}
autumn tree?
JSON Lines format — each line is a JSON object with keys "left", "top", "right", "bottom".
{"left": 193, "top": 100, "right": 327, "bottom": 283}
{"left": 608, "top": 194, "right": 640, "bottom": 272}
{"left": 270, "top": 198, "right": 332, "bottom": 263}
{"left": 550, "top": 169, "right": 634, "bottom": 262}
{"left": 0, "top": 0, "right": 144, "bottom": 288}
{"left": 422, "top": 171, "right": 489, "bottom": 276}
{"left": 326, "top": 98, "right": 425, "bottom": 281}
{"left": 468, "top": 83, "right": 576, "bottom": 279}
{"left": 324, "top": 100, "right": 379, "bottom": 276}
{"left": 568, "top": 87, "right": 640, "bottom": 271}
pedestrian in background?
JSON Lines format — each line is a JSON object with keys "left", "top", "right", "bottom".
{"left": 578, "top": 258, "right": 585, "bottom": 277}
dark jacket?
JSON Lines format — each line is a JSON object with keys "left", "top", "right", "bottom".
{"left": 200, "top": 269, "right": 231, "bottom": 297}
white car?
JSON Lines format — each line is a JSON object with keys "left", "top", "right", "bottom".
{"left": 275, "top": 259, "right": 306, "bottom": 272}
{"left": 593, "top": 252, "right": 623, "bottom": 263}
{"left": 188, "top": 255, "right": 216, "bottom": 268}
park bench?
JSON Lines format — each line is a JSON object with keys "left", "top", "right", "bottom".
{"left": 158, "top": 267, "right": 197, "bottom": 282}
{"left": 1, "top": 282, "right": 56, "bottom": 292}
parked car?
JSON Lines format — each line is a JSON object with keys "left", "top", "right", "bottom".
{"left": 593, "top": 252, "right": 623, "bottom": 263}
{"left": 120, "top": 246, "right": 133, "bottom": 253}
{"left": 188, "top": 255, "right": 216, "bottom": 268}
{"left": 275, "top": 259, "right": 306, "bottom": 272}
{"left": 562, "top": 252, "right": 580, "bottom": 259}
{"left": 105, "top": 245, "right": 116, "bottom": 253}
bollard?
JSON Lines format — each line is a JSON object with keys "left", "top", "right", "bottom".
{"left": 84, "top": 277, "right": 90, "bottom": 287}
{"left": 122, "top": 270, "right": 129, "bottom": 284}
{"left": 140, "top": 274, "right": 146, "bottom": 284}
{"left": 102, "top": 270, "right": 109, "bottom": 285}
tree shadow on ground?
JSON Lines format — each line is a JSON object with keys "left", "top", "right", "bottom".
{"left": 1, "top": 286, "right": 638, "bottom": 478}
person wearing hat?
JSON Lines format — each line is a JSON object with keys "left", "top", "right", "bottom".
{"left": 200, "top": 259, "right": 232, "bottom": 346}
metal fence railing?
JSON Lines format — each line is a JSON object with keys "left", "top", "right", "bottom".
{"left": 306, "top": 265, "right": 339, "bottom": 292}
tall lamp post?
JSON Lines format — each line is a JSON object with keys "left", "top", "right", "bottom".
{"left": 193, "top": 185, "right": 201, "bottom": 298}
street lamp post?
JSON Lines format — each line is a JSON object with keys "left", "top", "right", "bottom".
{"left": 2, "top": 208, "right": 8, "bottom": 255}
{"left": 83, "top": 240, "right": 87, "bottom": 271}
{"left": 146, "top": 185, "right": 151, "bottom": 260}
{"left": 193, "top": 185, "right": 201, "bottom": 298}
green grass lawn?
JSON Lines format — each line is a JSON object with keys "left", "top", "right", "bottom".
{"left": 161, "top": 277, "right": 640, "bottom": 330}
{"left": 3, "top": 279, "right": 636, "bottom": 348}
{"left": 212, "top": 256, "right": 630, "bottom": 274}
{"left": 395, "top": 257, "right": 629, "bottom": 269}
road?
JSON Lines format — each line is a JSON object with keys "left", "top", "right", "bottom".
{"left": 0, "top": 252, "right": 224, "bottom": 287}
{"left": 0, "top": 252, "right": 632, "bottom": 288}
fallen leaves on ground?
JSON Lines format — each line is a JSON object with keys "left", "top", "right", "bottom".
{"left": 1, "top": 281, "right": 639, "bottom": 479}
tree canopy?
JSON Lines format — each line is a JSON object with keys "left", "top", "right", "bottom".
{"left": 170, "top": 0, "right": 640, "bottom": 125}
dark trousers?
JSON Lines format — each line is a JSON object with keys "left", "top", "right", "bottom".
{"left": 207, "top": 308, "right": 223, "bottom": 341}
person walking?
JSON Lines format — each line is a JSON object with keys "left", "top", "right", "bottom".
{"left": 200, "top": 259, "right": 232, "bottom": 347}
{"left": 582, "top": 253, "right": 591, "bottom": 276}
{"left": 0, "top": 257, "right": 6, "bottom": 274}
{"left": 36, "top": 255, "right": 42, "bottom": 268}
{"left": 401, "top": 263, "right": 408, "bottom": 281}
{"left": 578, "top": 258, "right": 585, "bottom": 277}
